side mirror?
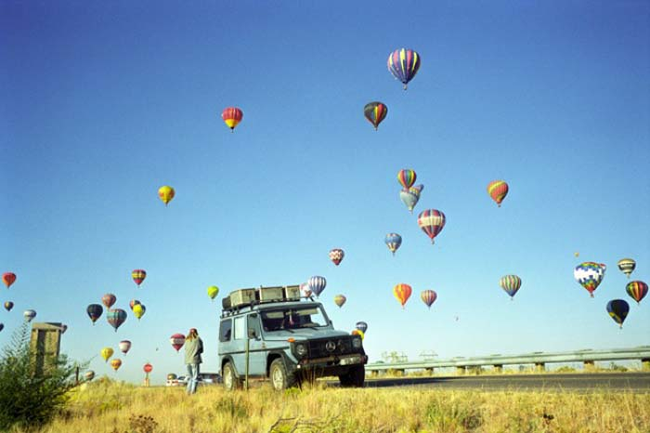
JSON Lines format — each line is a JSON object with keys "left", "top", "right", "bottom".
{"left": 248, "top": 328, "right": 258, "bottom": 339}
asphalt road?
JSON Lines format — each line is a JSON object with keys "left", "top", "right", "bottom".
{"left": 360, "top": 373, "right": 650, "bottom": 391}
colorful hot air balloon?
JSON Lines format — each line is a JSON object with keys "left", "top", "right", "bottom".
{"left": 329, "top": 249, "right": 345, "bottom": 266}
{"left": 299, "top": 282, "right": 312, "bottom": 298}
{"left": 399, "top": 185, "right": 424, "bottom": 213}
{"left": 351, "top": 329, "right": 365, "bottom": 340}
{"left": 143, "top": 363, "right": 153, "bottom": 374}
{"left": 355, "top": 321, "right": 368, "bottom": 334}
{"left": 84, "top": 370, "right": 95, "bottom": 381}
{"left": 129, "top": 299, "right": 141, "bottom": 310}
{"left": 170, "top": 333, "right": 186, "bottom": 352}
{"left": 385, "top": 233, "right": 402, "bottom": 256}
{"left": 2, "top": 272, "right": 16, "bottom": 288}
{"left": 387, "top": 48, "right": 421, "bottom": 90}
{"left": 207, "top": 285, "right": 219, "bottom": 301}
{"left": 421, "top": 290, "right": 437, "bottom": 308}
{"left": 499, "top": 275, "right": 522, "bottom": 299}
{"left": 101, "top": 347, "right": 114, "bottom": 362}
{"left": 626, "top": 281, "right": 648, "bottom": 305}
{"left": 397, "top": 169, "right": 417, "bottom": 190}
{"left": 87, "top": 304, "right": 103, "bottom": 325}
{"left": 102, "top": 294, "right": 116, "bottom": 309}
{"left": 4, "top": 301, "right": 13, "bottom": 312}
{"left": 606, "top": 299, "right": 630, "bottom": 329}
{"left": 23, "top": 310, "right": 36, "bottom": 322}
{"left": 364, "top": 102, "right": 388, "bottom": 130}
{"left": 119, "top": 340, "right": 132, "bottom": 355}
{"left": 574, "top": 262, "right": 606, "bottom": 297}
{"left": 110, "top": 359, "right": 122, "bottom": 371}
{"left": 132, "top": 269, "right": 147, "bottom": 287}
{"left": 617, "top": 258, "right": 636, "bottom": 278}
{"left": 222, "top": 107, "right": 243, "bottom": 132}
{"left": 158, "top": 186, "right": 175, "bottom": 206}
{"left": 133, "top": 304, "right": 146, "bottom": 320}
{"left": 487, "top": 180, "right": 509, "bottom": 207}
{"left": 417, "top": 209, "right": 446, "bottom": 245}
{"left": 334, "top": 294, "right": 347, "bottom": 308}
{"left": 393, "top": 283, "right": 412, "bottom": 308}
{"left": 308, "top": 276, "right": 327, "bottom": 298}
{"left": 107, "top": 309, "right": 127, "bottom": 332}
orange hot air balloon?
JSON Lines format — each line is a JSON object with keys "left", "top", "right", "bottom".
{"left": 487, "top": 180, "right": 509, "bottom": 207}
{"left": 2, "top": 272, "right": 16, "bottom": 288}
{"left": 158, "top": 186, "right": 175, "bottom": 206}
{"left": 110, "top": 359, "right": 122, "bottom": 371}
{"left": 393, "top": 283, "right": 412, "bottom": 309}
{"left": 221, "top": 107, "right": 243, "bottom": 132}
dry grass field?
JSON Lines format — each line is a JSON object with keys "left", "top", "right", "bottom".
{"left": 12, "top": 379, "right": 649, "bottom": 433}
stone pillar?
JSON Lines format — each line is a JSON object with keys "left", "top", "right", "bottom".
{"left": 493, "top": 364, "right": 503, "bottom": 373}
{"left": 584, "top": 360, "right": 595, "bottom": 371}
{"left": 534, "top": 362, "right": 545, "bottom": 373}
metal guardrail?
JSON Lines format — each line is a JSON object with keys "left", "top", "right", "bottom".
{"left": 366, "top": 346, "right": 650, "bottom": 372}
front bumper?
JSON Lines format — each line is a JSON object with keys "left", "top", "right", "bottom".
{"left": 289, "top": 353, "right": 368, "bottom": 376}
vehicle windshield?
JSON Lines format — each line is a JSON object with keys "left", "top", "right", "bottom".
{"left": 261, "top": 306, "right": 329, "bottom": 332}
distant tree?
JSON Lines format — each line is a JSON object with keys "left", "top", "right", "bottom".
{"left": 0, "top": 323, "right": 80, "bottom": 430}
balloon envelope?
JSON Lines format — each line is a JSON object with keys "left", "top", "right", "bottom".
{"left": 606, "top": 299, "right": 629, "bottom": 328}
{"left": 329, "top": 249, "right": 345, "bottom": 266}
{"left": 129, "top": 299, "right": 141, "bottom": 310}
{"left": 499, "top": 275, "right": 522, "bottom": 299}
{"left": 158, "top": 186, "right": 175, "bottom": 206}
{"left": 84, "top": 371, "right": 95, "bottom": 381}
{"left": 2, "top": 272, "right": 16, "bottom": 288}
{"left": 393, "top": 283, "right": 412, "bottom": 308}
{"left": 0, "top": 324, "right": 3, "bottom": 332}
{"left": 119, "top": 340, "right": 132, "bottom": 355}
{"left": 222, "top": 107, "right": 243, "bottom": 131}
{"left": 133, "top": 304, "right": 146, "bottom": 320}
{"left": 399, "top": 187, "right": 422, "bottom": 213}
{"left": 355, "top": 321, "right": 368, "bottom": 333}
{"left": 132, "top": 270, "right": 147, "bottom": 287}
{"left": 87, "top": 304, "right": 103, "bottom": 324}
{"left": 110, "top": 359, "right": 122, "bottom": 371}
{"left": 421, "top": 290, "right": 437, "bottom": 308}
{"left": 23, "top": 310, "right": 36, "bottom": 322}
{"left": 574, "top": 262, "right": 606, "bottom": 297}
{"left": 334, "top": 294, "right": 347, "bottom": 308}
{"left": 626, "top": 281, "right": 648, "bottom": 305}
{"left": 307, "top": 276, "right": 327, "bottom": 298}
{"left": 364, "top": 102, "right": 388, "bottom": 130}
{"left": 397, "top": 169, "right": 417, "bottom": 190}
{"left": 170, "top": 333, "right": 186, "bottom": 352}
{"left": 617, "top": 258, "right": 636, "bottom": 278}
{"left": 107, "top": 309, "right": 127, "bottom": 332}
{"left": 207, "top": 286, "right": 219, "bottom": 300}
{"left": 101, "top": 347, "right": 114, "bottom": 362}
{"left": 387, "top": 48, "right": 421, "bottom": 89}
{"left": 299, "top": 282, "right": 312, "bottom": 298}
{"left": 417, "top": 209, "right": 446, "bottom": 244}
{"left": 487, "top": 180, "right": 509, "bottom": 207}
{"left": 3, "top": 301, "right": 13, "bottom": 312}
{"left": 385, "top": 233, "right": 402, "bottom": 255}
{"left": 102, "top": 294, "right": 116, "bottom": 309}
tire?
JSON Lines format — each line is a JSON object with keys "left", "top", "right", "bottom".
{"left": 339, "top": 365, "right": 365, "bottom": 388}
{"left": 222, "top": 363, "right": 241, "bottom": 391}
{"left": 269, "top": 358, "right": 297, "bottom": 391}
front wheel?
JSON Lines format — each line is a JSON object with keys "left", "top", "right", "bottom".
{"left": 339, "top": 365, "right": 365, "bottom": 388}
{"left": 222, "top": 363, "right": 241, "bottom": 391}
{"left": 270, "top": 358, "right": 297, "bottom": 391}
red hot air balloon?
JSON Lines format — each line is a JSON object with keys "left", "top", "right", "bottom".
{"left": 170, "top": 333, "right": 186, "bottom": 352}
{"left": 393, "top": 283, "right": 412, "bottom": 309}
{"left": 329, "top": 248, "right": 345, "bottom": 266}
{"left": 626, "top": 281, "right": 648, "bottom": 305}
{"left": 102, "top": 294, "right": 117, "bottom": 309}
{"left": 2, "top": 272, "right": 16, "bottom": 288}
{"left": 132, "top": 270, "right": 146, "bottom": 287}
{"left": 221, "top": 107, "right": 243, "bottom": 132}
{"left": 417, "top": 209, "right": 446, "bottom": 245}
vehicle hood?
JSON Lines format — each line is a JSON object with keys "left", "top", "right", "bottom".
{"left": 262, "top": 328, "right": 350, "bottom": 341}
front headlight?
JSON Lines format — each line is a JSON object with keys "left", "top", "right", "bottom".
{"left": 352, "top": 336, "right": 362, "bottom": 349}
{"left": 295, "top": 343, "right": 308, "bottom": 357}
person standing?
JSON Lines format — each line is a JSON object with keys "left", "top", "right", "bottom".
{"left": 184, "top": 328, "right": 203, "bottom": 394}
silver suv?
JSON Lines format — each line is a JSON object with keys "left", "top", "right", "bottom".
{"left": 218, "top": 285, "right": 367, "bottom": 391}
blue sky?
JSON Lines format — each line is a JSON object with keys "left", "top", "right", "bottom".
{"left": 1, "top": 1, "right": 649, "bottom": 383}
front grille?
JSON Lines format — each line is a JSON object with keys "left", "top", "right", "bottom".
{"left": 308, "top": 337, "right": 354, "bottom": 358}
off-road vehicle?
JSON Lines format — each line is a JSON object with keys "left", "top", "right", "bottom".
{"left": 218, "top": 285, "right": 367, "bottom": 391}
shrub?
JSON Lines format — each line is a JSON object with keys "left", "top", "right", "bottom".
{"left": 0, "top": 323, "right": 80, "bottom": 430}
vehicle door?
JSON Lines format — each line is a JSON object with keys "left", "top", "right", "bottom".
{"left": 230, "top": 315, "right": 248, "bottom": 376}
{"left": 246, "top": 312, "right": 267, "bottom": 376}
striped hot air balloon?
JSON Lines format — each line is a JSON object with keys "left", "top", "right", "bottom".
{"left": 626, "top": 281, "right": 648, "bottom": 305}
{"left": 487, "top": 180, "right": 509, "bottom": 207}
{"left": 221, "top": 107, "right": 243, "bottom": 132}
{"left": 87, "top": 304, "right": 103, "bottom": 325}
{"left": 170, "top": 333, "right": 186, "bottom": 352}
{"left": 387, "top": 48, "right": 421, "bottom": 90}
{"left": 308, "top": 276, "right": 327, "bottom": 298}
{"left": 385, "top": 233, "right": 402, "bottom": 256}
{"left": 617, "top": 258, "right": 636, "bottom": 278}
{"left": 393, "top": 283, "right": 412, "bottom": 308}
{"left": 329, "top": 249, "right": 345, "bottom": 266}
{"left": 499, "top": 275, "right": 522, "bottom": 300}
{"left": 364, "top": 102, "right": 388, "bottom": 130}
{"left": 574, "top": 262, "right": 606, "bottom": 297}
{"left": 421, "top": 290, "right": 437, "bottom": 308}
{"left": 417, "top": 209, "right": 446, "bottom": 245}
{"left": 107, "top": 309, "right": 127, "bottom": 332}
{"left": 355, "top": 321, "right": 368, "bottom": 333}
{"left": 397, "top": 169, "right": 417, "bottom": 190}
{"left": 606, "top": 299, "right": 629, "bottom": 329}
{"left": 102, "top": 293, "right": 116, "bottom": 309}
{"left": 132, "top": 269, "right": 147, "bottom": 287}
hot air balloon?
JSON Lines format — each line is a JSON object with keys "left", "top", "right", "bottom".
{"left": 107, "top": 309, "right": 127, "bottom": 332}
{"left": 158, "top": 186, "right": 175, "bottom": 206}
{"left": 334, "top": 294, "right": 347, "bottom": 308}
{"left": 329, "top": 249, "right": 345, "bottom": 266}
{"left": 308, "top": 276, "right": 327, "bottom": 298}
{"left": 617, "top": 258, "right": 636, "bottom": 278}
{"left": 129, "top": 299, "right": 141, "bottom": 310}
{"left": 132, "top": 269, "right": 147, "bottom": 287}
{"left": 2, "top": 272, "right": 16, "bottom": 288}
{"left": 110, "top": 359, "right": 122, "bottom": 371}
{"left": 397, "top": 169, "right": 417, "bottom": 190}
{"left": 4, "top": 301, "right": 13, "bottom": 312}
{"left": 207, "top": 285, "right": 219, "bottom": 301}
{"left": 626, "top": 281, "right": 648, "bottom": 305}
{"left": 399, "top": 184, "right": 424, "bottom": 213}
{"left": 23, "top": 310, "right": 36, "bottom": 322}
{"left": 170, "top": 333, "right": 186, "bottom": 352}
{"left": 101, "top": 347, "right": 114, "bottom": 362}
{"left": 84, "top": 370, "right": 95, "bottom": 381}
{"left": 351, "top": 329, "right": 365, "bottom": 340}
{"left": 87, "top": 304, "right": 103, "bottom": 325}
{"left": 387, "top": 48, "right": 421, "bottom": 90}
{"left": 222, "top": 107, "right": 243, "bottom": 132}
{"left": 574, "top": 262, "right": 606, "bottom": 297}
{"left": 133, "top": 304, "right": 146, "bottom": 320}
{"left": 364, "top": 102, "right": 388, "bottom": 130}
{"left": 119, "top": 340, "right": 132, "bottom": 355}
{"left": 167, "top": 373, "right": 178, "bottom": 381}
{"left": 143, "top": 363, "right": 153, "bottom": 374}
{"left": 299, "top": 282, "right": 312, "bottom": 298}
{"left": 417, "top": 209, "right": 446, "bottom": 245}
{"left": 487, "top": 180, "right": 509, "bottom": 207}
{"left": 393, "top": 283, "right": 412, "bottom": 309}
{"left": 355, "top": 321, "right": 368, "bottom": 334}
{"left": 499, "top": 275, "right": 522, "bottom": 300}
{"left": 102, "top": 294, "right": 116, "bottom": 309}
{"left": 60, "top": 324, "right": 68, "bottom": 334}
{"left": 385, "top": 233, "right": 402, "bottom": 256}
{"left": 606, "top": 299, "right": 630, "bottom": 329}
{"left": 421, "top": 290, "right": 437, "bottom": 308}
{"left": 0, "top": 324, "right": 3, "bottom": 332}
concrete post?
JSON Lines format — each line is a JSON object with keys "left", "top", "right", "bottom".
{"left": 641, "top": 359, "right": 650, "bottom": 372}
{"left": 493, "top": 364, "right": 503, "bottom": 373}
{"left": 456, "top": 366, "right": 466, "bottom": 375}
{"left": 534, "top": 362, "right": 545, "bottom": 372}
{"left": 425, "top": 367, "right": 434, "bottom": 376}
{"left": 584, "top": 360, "right": 595, "bottom": 371}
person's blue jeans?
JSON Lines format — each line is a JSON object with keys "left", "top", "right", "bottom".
{"left": 186, "top": 363, "right": 200, "bottom": 394}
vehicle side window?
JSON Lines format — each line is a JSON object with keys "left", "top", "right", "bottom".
{"left": 219, "top": 319, "right": 232, "bottom": 342}
{"left": 233, "top": 316, "right": 246, "bottom": 340}
{"left": 248, "top": 314, "right": 261, "bottom": 337}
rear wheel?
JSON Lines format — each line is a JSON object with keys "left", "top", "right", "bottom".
{"left": 223, "top": 363, "right": 241, "bottom": 391}
{"left": 339, "top": 365, "right": 365, "bottom": 388}
{"left": 270, "top": 358, "right": 297, "bottom": 391}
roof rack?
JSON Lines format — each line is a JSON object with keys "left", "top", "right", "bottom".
{"left": 221, "top": 284, "right": 308, "bottom": 312}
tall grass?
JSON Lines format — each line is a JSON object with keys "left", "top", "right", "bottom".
{"left": 16, "top": 380, "right": 650, "bottom": 433}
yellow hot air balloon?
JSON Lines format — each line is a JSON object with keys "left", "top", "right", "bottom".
{"left": 110, "top": 358, "right": 122, "bottom": 371}
{"left": 133, "top": 303, "right": 146, "bottom": 320}
{"left": 207, "top": 285, "right": 219, "bottom": 301}
{"left": 158, "top": 186, "right": 175, "bottom": 206}
{"left": 101, "top": 347, "right": 114, "bottom": 363}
